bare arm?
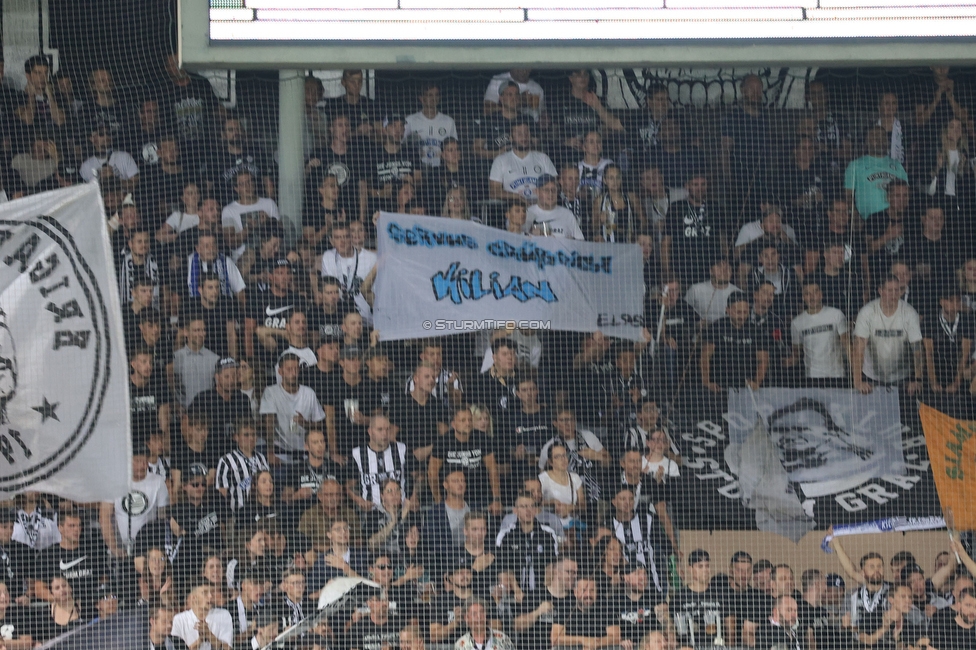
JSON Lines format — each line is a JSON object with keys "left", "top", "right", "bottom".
{"left": 427, "top": 457, "right": 444, "bottom": 503}
{"left": 829, "top": 535, "right": 866, "bottom": 584}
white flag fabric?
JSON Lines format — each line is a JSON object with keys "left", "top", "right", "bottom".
{"left": 373, "top": 213, "right": 646, "bottom": 342}
{"left": 0, "top": 184, "right": 130, "bottom": 500}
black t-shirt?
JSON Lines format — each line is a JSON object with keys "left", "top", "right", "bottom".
{"left": 799, "top": 221, "right": 867, "bottom": 263}
{"left": 670, "top": 584, "right": 729, "bottom": 647}
{"left": 130, "top": 375, "right": 171, "bottom": 435}
{"left": 168, "top": 497, "right": 227, "bottom": 578}
{"left": 858, "top": 609, "right": 925, "bottom": 650}
{"left": 285, "top": 455, "right": 345, "bottom": 495}
{"left": 172, "top": 437, "right": 225, "bottom": 479}
{"left": 922, "top": 312, "right": 974, "bottom": 385}
{"left": 333, "top": 377, "right": 373, "bottom": 455}
{"left": 347, "top": 617, "right": 400, "bottom": 650}
{"left": 865, "top": 213, "right": 911, "bottom": 281}
{"left": 666, "top": 199, "right": 725, "bottom": 286}
{"left": 389, "top": 393, "right": 450, "bottom": 453}
{"left": 612, "top": 591, "right": 663, "bottom": 644}
{"left": 309, "top": 307, "right": 348, "bottom": 340}
{"left": 432, "top": 430, "right": 494, "bottom": 499}
{"left": 497, "top": 407, "right": 552, "bottom": 466}
{"left": 563, "top": 600, "right": 613, "bottom": 640}
{"left": 140, "top": 166, "right": 189, "bottom": 229}
{"left": 704, "top": 317, "right": 767, "bottom": 387}
{"left": 550, "top": 95, "right": 604, "bottom": 143}
{"left": 368, "top": 144, "right": 418, "bottom": 188}
{"left": 796, "top": 600, "right": 842, "bottom": 650}
{"left": 907, "top": 233, "right": 959, "bottom": 288}
{"left": 712, "top": 575, "right": 770, "bottom": 626}
{"left": 249, "top": 291, "right": 304, "bottom": 330}
{"left": 35, "top": 541, "right": 108, "bottom": 614}
{"left": 515, "top": 590, "right": 573, "bottom": 650}
{"left": 363, "top": 377, "right": 396, "bottom": 414}
{"left": 431, "top": 591, "right": 472, "bottom": 627}
{"left": 475, "top": 113, "right": 518, "bottom": 154}
{"left": 0, "top": 540, "right": 33, "bottom": 598}
{"left": 190, "top": 388, "right": 254, "bottom": 442}
{"left": 468, "top": 372, "right": 518, "bottom": 423}
{"left": 0, "top": 605, "right": 35, "bottom": 644}
{"left": 721, "top": 106, "right": 772, "bottom": 179}
{"left": 324, "top": 97, "right": 377, "bottom": 133}
{"left": 309, "top": 146, "right": 366, "bottom": 215}
{"left": 648, "top": 147, "right": 695, "bottom": 191}
{"left": 206, "top": 147, "right": 272, "bottom": 204}
{"left": 928, "top": 608, "right": 976, "bottom": 650}
{"left": 159, "top": 75, "right": 219, "bottom": 145}
{"left": 302, "top": 366, "right": 340, "bottom": 408}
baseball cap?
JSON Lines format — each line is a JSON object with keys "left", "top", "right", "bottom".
{"left": 825, "top": 573, "right": 846, "bottom": 589}
{"left": 272, "top": 258, "right": 293, "bottom": 271}
{"left": 121, "top": 193, "right": 136, "bottom": 207}
{"left": 187, "top": 464, "right": 209, "bottom": 478}
{"left": 340, "top": 345, "right": 362, "bottom": 360}
{"left": 536, "top": 173, "right": 558, "bottom": 188}
{"left": 216, "top": 357, "right": 239, "bottom": 372}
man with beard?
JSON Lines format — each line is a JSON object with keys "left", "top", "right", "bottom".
{"left": 828, "top": 538, "right": 891, "bottom": 633}
{"left": 168, "top": 465, "right": 227, "bottom": 581}
{"left": 512, "top": 556, "right": 575, "bottom": 649}
{"left": 929, "top": 587, "right": 976, "bottom": 648}
{"left": 191, "top": 358, "right": 253, "bottom": 441}
{"left": 754, "top": 595, "right": 801, "bottom": 650}
{"left": 552, "top": 576, "right": 616, "bottom": 649}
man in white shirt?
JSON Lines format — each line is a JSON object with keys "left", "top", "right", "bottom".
{"left": 320, "top": 224, "right": 376, "bottom": 322}
{"left": 852, "top": 275, "right": 923, "bottom": 393}
{"left": 404, "top": 82, "right": 457, "bottom": 168}
{"left": 260, "top": 353, "right": 326, "bottom": 465}
{"left": 787, "top": 282, "right": 850, "bottom": 385}
{"left": 484, "top": 69, "right": 544, "bottom": 122}
{"left": 489, "top": 119, "right": 557, "bottom": 204}
{"left": 524, "top": 174, "right": 584, "bottom": 240}
{"left": 79, "top": 125, "right": 139, "bottom": 186}
{"left": 685, "top": 258, "right": 741, "bottom": 324}
{"left": 98, "top": 444, "right": 168, "bottom": 558}
{"left": 171, "top": 584, "right": 234, "bottom": 650}
{"left": 221, "top": 170, "right": 280, "bottom": 261}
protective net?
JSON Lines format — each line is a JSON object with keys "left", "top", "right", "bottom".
{"left": 0, "top": 1, "right": 974, "bottom": 649}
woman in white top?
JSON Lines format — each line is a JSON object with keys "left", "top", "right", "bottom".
{"left": 641, "top": 428, "right": 681, "bottom": 484}
{"left": 923, "top": 117, "right": 972, "bottom": 212}
{"left": 538, "top": 442, "right": 585, "bottom": 520}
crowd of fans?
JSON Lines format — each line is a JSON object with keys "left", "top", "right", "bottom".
{"left": 0, "top": 54, "right": 975, "bottom": 649}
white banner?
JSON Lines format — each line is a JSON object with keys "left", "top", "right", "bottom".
{"left": 724, "top": 388, "right": 906, "bottom": 541}
{"left": 373, "top": 213, "right": 646, "bottom": 342}
{"left": 0, "top": 184, "right": 131, "bottom": 500}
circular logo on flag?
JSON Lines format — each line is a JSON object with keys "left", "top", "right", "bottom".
{"left": 0, "top": 216, "right": 112, "bottom": 493}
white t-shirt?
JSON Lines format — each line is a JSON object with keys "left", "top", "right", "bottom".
{"left": 164, "top": 210, "right": 201, "bottom": 234}
{"left": 642, "top": 456, "right": 681, "bottom": 478}
{"left": 539, "top": 471, "right": 583, "bottom": 506}
{"left": 320, "top": 247, "right": 377, "bottom": 323}
{"left": 404, "top": 111, "right": 457, "bottom": 167}
{"left": 259, "top": 384, "right": 326, "bottom": 454}
{"left": 489, "top": 150, "right": 557, "bottom": 203}
{"left": 791, "top": 307, "right": 849, "bottom": 378}
{"left": 853, "top": 299, "right": 922, "bottom": 383}
{"left": 734, "top": 220, "right": 798, "bottom": 247}
{"left": 171, "top": 608, "right": 235, "bottom": 650}
{"left": 221, "top": 198, "right": 281, "bottom": 261}
{"left": 80, "top": 150, "right": 140, "bottom": 182}
{"left": 11, "top": 511, "right": 61, "bottom": 550}
{"left": 685, "top": 282, "right": 742, "bottom": 323}
{"left": 484, "top": 72, "right": 545, "bottom": 122}
{"left": 525, "top": 205, "right": 584, "bottom": 240}
{"left": 114, "top": 472, "right": 169, "bottom": 545}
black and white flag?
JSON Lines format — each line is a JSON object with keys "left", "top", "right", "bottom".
{"left": 0, "top": 184, "right": 130, "bottom": 500}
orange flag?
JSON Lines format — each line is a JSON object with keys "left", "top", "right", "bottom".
{"left": 919, "top": 403, "right": 976, "bottom": 530}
